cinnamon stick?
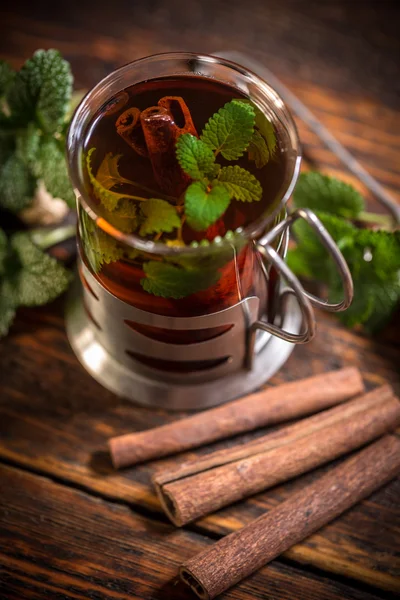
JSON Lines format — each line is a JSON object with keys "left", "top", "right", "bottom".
{"left": 155, "top": 387, "right": 399, "bottom": 525}
{"left": 158, "top": 96, "right": 198, "bottom": 137}
{"left": 140, "top": 96, "right": 197, "bottom": 197}
{"left": 108, "top": 367, "right": 364, "bottom": 468}
{"left": 180, "top": 434, "right": 400, "bottom": 599}
{"left": 116, "top": 107, "right": 148, "bottom": 157}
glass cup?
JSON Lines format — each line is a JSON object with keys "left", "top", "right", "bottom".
{"left": 67, "top": 53, "right": 352, "bottom": 405}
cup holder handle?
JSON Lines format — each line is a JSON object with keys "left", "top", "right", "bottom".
{"left": 247, "top": 208, "right": 354, "bottom": 367}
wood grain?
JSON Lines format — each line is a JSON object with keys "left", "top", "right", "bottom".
{"left": 0, "top": 1, "right": 399, "bottom": 598}
{"left": 0, "top": 464, "right": 388, "bottom": 600}
{"left": 181, "top": 435, "right": 400, "bottom": 599}
{"left": 155, "top": 391, "right": 400, "bottom": 526}
{"left": 0, "top": 309, "right": 399, "bottom": 592}
{"left": 109, "top": 367, "right": 364, "bottom": 468}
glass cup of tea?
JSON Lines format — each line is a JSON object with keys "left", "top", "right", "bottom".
{"left": 66, "top": 52, "right": 352, "bottom": 410}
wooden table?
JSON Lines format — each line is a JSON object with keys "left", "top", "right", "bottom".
{"left": 0, "top": 1, "right": 399, "bottom": 598}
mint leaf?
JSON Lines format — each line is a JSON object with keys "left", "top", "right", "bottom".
{"left": 16, "top": 123, "right": 41, "bottom": 165}
{"left": 176, "top": 134, "right": 216, "bottom": 179}
{"left": 139, "top": 199, "right": 180, "bottom": 236}
{"left": 293, "top": 172, "right": 365, "bottom": 219}
{"left": 87, "top": 148, "right": 142, "bottom": 211}
{"left": 106, "top": 201, "right": 137, "bottom": 233}
{"left": 234, "top": 99, "right": 276, "bottom": 166}
{"left": 80, "top": 210, "right": 124, "bottom": 272}
{"left": 141, "top": 261, "right": 219, "bottom": 299}
{"left": 185, "top": 181, "right": 231, "bottom": 231}
{"left": 358, "top": 280, "right": 400, "bottom": 334}
{"left": 288, "top": 210, "right": 400, "bottom": 333}
{"left": 218, "top": 165, "right": 262, "bottom": 202}
{"left": 0, "top": 228, "right": 8, "bottom": 275}
{"left": 96, "top": 151, "right": 132, "bottom": 190}
{"left": 356, "top": 228, "right": 400, "bottom": 278}
{"left": 7, "top": 49, "right": 73, "bottom": 134}
{"left": 0, "top": 153, "right": 36, "bottom": 212}
{"left": 171, "top": 230, "right": 242, "bottom": 272}
{"left": 328, "top": 234, "right": 400, "bottom": 333}
{"left": 0, "top": 61, "right": 15, "bottom": 97}
{"left": 0, "top": 132, "right": 15, "bottom": 168}
{"left": 32, "top": 137, "right": 75, "bottom": 207}
{"left": 248, "top": 130, "right": 272, "bottom": 168}
{"left": 288, "top": 211, "right": 356, "bottom": 281}
{"left": 0, "top": 286, "right": 16, "bottom": 337}
{"left": 7, "top": 232, "right": 71, "bottom": 306}
{"left": 201, "top": 100, "right": 255, "bottom": 160}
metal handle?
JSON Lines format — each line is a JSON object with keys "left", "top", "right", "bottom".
{"left": 248, "top": 208, "right": 354, "bottom": 360}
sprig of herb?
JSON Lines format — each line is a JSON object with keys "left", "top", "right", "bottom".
{"left": 176, "top": 100, "right": 268, "bottom": 231}
{"left": 0, "top": 50, "right": 76, "bottom": 213}
{"left": 141, "top": 261, "right": 220, "bottom": 299}
{"left": 86, "top": 99, "right": 276, "bottom": 299}
{"left": 0, "top": 226, "right": 73, "bottom": 337}
{"left": 287, "top": 172, "right": 400, "bottom": 333}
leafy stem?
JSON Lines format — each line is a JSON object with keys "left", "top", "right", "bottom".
{"left": 288, "top": 171, "right": 400, "bottom": 334}
{"left": 356, "top": 211, "right": 393, "bottom": 229}
{"left": 30, "top": 223, "right": 76, "bottom": 250}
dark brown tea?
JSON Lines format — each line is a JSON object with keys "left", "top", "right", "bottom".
{"left": 79, "top": 76, "right": 287, "bottom": 326}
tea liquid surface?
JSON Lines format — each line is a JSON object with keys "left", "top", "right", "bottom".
{"left": 79, "top": 75, "right": 287, "bottom": 320}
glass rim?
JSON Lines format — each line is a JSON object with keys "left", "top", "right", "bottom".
{"left": 67, "top": 51, "right": 302, "bottom": 256}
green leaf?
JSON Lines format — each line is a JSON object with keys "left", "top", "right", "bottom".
{"left": 106, "top": 200, "right": 137, "bottom": 233}
{"left": 15, "top": 123, "right": 41, "bottom": 165}
{"left": 289, "top": 211, "right": 356, "bottom": 281}
{"left": 96, "top": 152, "right": 127, "bottom": 189}
{"left": 7, "top": 49, "right": 73, "bottom": 134}
{"left": 0, "top": 152, "right": 36, "bottom": 212}
{"left": 355, "top": 228, "right": 400, "bottom": 279}
{"left": 329, "top": 236, "right": 400, "bottom": 333}
{"left": 0, "top": 60, "right": 15, "bottom": 97}
{"left": 86, "top": 148, "right": 142, "bottom": 211}
{"left": 170, "top": 230, "right": 242, "bottom": 272}
{"left": 32, "top": 137, "right": 75, "bottom": 207}
{"left": 0, "top": 132, "right": 15, "bottom": 169}
{"left": 139, "top": 199, "right": 180, "bottom": 236}
{"left": 248, "top": 130, "right": 272, "bottom": 168}
{"left": 7, "top": 232, "right": 71, "bottom": 306}
{"left": 218, "top": 165, "right": 262, "bottom": 202}
{"left": 79, "top": 210, "right": 124, "bottom": 272}
{"left": 360, "top": 279, "right": 400, "bottom": 334}
{"left": 234, "top": 99, "right": 276, "bottom": 166}
{"left": 0, "top": 283, "right": 16, "bottom": 337}
{"left": 185, "top": 181, "right": 231, "bottom": 231}
{"left": 141, "top": 261, "right": 219, "bottom": 299}
{"left": 293, "top": 172, "right": 365, "bottom": 219}
{"left": 176, "top": 134, "right": 216, "bottom": 179}
{"left": 289, "top": 210, "right": 400, "bottom": 333}
{"left": 201, "top": 100, "right": 255, "bottom": 160}
{"left": 0, "top": 228, "right": 8, "bottom": 275}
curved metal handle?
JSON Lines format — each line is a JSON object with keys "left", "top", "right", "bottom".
{"left": 247, "top": 208, "right": 354, "bottom": 365}
{"left": 258, "top": 208, "right": 354, "bottom": 311}
{"left": 250, "top": 243, "right": 316, "bottom": 348}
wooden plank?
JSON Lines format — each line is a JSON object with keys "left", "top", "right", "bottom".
{"left": 0, "top": 307, "right": 399, "bottom": 593}
{"left": 1, "top": 1, "right": 399, "bottom": 107}
{"left": 0, "top": 464, "right": 389, "bottom": 600}
{"left": 0, "top": 1, "right": 399, "bottom": 596}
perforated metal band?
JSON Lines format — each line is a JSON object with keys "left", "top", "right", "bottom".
{"left": 79, "top": 259, "right": 260, "bottom": 384}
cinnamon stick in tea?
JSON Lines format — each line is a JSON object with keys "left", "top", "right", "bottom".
{"left": 140, "top": 96, "right": 197, "bottom": 196}
{"left": 155, "top": 386, "right": 400, "bottom": 525}
{"left": 108, "top": 367, "right": 364, "bottom": 468}
{"left": 180, "top": 434, "right": 400, "bottom": 600}
{"left": 116, "top": 107, "right": 148, "bottom": 157}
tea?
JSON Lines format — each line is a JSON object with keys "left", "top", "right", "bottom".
{"left": 78, "top": 76, "right": 287, "bottom": 320}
